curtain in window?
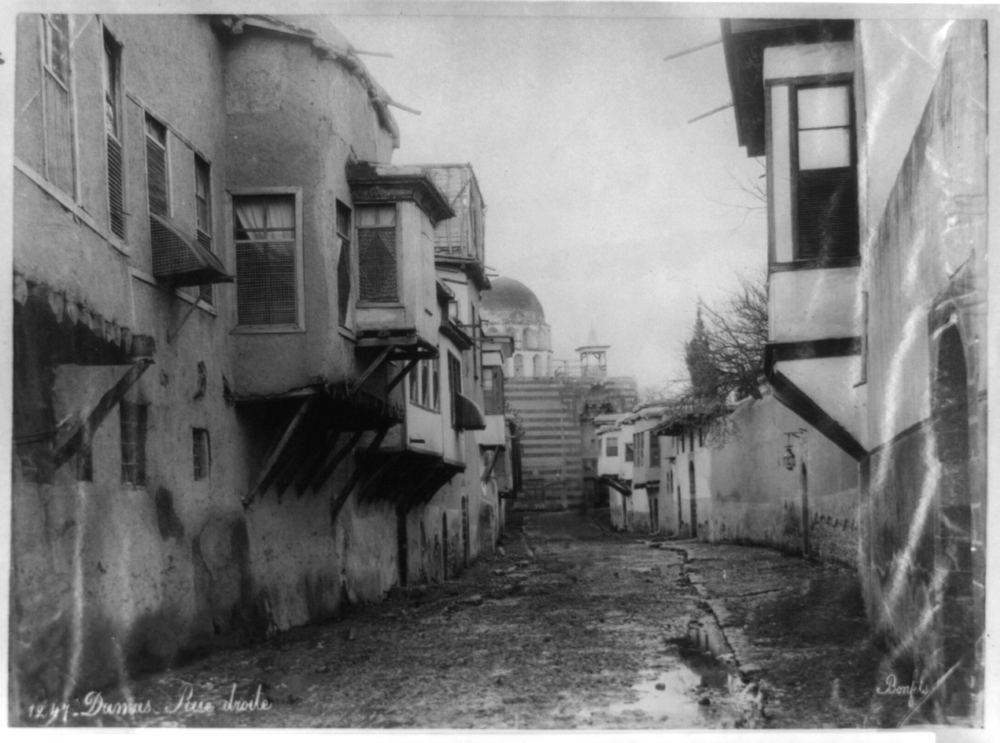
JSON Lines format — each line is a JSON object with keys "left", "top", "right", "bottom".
{"left": 235, "top": 196, "right": 297, "bottom": 326}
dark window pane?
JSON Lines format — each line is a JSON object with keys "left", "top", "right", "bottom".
{"left": 797, "top": 168, "right": 859, "bottom": 259}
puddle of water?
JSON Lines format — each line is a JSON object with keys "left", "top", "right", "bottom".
{"left": 598, "top": 641, "right": 742, "bottom": 727}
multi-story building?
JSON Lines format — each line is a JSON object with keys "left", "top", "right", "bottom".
{"left": 10, "top": 13, "right": 511, "bottom": 711}
{"left": 722, "top": 17, "right": 987, "bottom": 720}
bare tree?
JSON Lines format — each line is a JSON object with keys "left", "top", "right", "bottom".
{"left": 684, "top": 271, "right": 769, "bottom": 403}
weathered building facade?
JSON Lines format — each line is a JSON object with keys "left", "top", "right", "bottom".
{"left": 722, "top": 18, "right": 987, "bottom": 720}
{"left": 10, "top": 13, "right": 511, "bottom": 714}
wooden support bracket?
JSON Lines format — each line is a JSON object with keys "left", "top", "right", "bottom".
{"left": 310, "top": 429, "right": 365, "bottom": 493}
{"left": 52, "top": 358, "right": 154, "bottom": 471}
{"left": 386, "top": 358, "right": 420, "bottom": 394}
{"left": 356, "top": 451, "right": 403, "bottom": 505}
{"left": 296, "top": 429, "right": 341, "bottom": 496}
{"left": 330, "top": 427, "right": 390, "bottom": 525}
{"left": 349, "top": 345, "right": 394, "bottom": 397}
{"left": 244, "top": 396, "right": 316, "bottom": 507}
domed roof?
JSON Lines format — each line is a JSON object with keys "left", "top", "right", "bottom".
{"left": 481, "top": 277, "right": 546, "bottom": 324}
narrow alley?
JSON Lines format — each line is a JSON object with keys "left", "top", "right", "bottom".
{"left": 24, "top": 510, "right": 917, "bottom": 730}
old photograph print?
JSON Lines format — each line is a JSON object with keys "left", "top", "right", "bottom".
{"left": 5, "top": 1, "right": 992, "bottom": 734}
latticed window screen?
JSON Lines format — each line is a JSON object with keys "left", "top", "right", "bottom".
{"left": 145, "top": 115, "right": 168, "bottom": 217}
{"left": 336, "top": 202, "right": 352, "bottom": 325}
{"left": 120, "top": 401, "right": 147, "bottom": 486}
{"left": 358, "top": 205, "right": 398, "bottom": 302}
{"left": 42, "top": 15, "right": 75, "bottom": 195}
{"left": 795, "top": 84, "right": 858, "bottom": 259}
{"left": 234, "top": 194, "right": 298, "bottom": 326}
{"left": 107, "top": 136, "right": 125, "bottom": 239}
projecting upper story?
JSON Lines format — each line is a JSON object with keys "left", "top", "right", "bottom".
{"left": 13, "top": 14, "right": 412, "bottom": 399}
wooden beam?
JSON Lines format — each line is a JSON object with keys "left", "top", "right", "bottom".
{"left": 386, "top": 358, "right": 420, "bottom": 394}
{"left": 244, "top": 396, "right": 316, "bottom": 507}
{"left": 349, "top": 345, "right": 394, "bottom": 396}
{"left": 52, "top": 359, "right": 154, "bottom": 471}
{"left": 330, "top": 427, "right": 390, "bottom": 525}
{"left": 296, "top": 429, "right": 341, "bottom": 496}
{"left": 356, "top": 451, "right": 403, "bottom": 505}
{"left": 310, "top": 429, "right": 365, "bottom": 493}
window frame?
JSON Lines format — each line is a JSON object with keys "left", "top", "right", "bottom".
{"left": 102, "top": 25, "right": 126, "bottom": 241}
{"left": 39, "top": 13, "right": 78, "bottom": 199}
{"left": 767, "top": 73, "right": 859, "bottom": 266}
{"left": 144, "top": 112, "right": 170, "bottom": 218}
{"left": 228, "top": 187, "right": 305, "bottom": 333}
{"left": 120, "top": 400, "right": 147, "bottom": 487}
{"left": 606, "top": 436, "right": 618, "bottom": 458}
{"left": 336, "top": 200, "right": 354, "bottom": 328}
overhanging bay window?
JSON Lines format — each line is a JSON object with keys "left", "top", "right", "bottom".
{"left": 794, "top": 83, "right": 858, "bottom": 259}
{"left": 233, "top": 191, "right": 303, "bottom": 329}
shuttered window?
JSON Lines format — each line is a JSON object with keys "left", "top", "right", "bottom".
{"left": 41, "top": 15, "right": 75, "bottom": 196}
{"left": 794, "top": 84, "right": 858, "bottom": 260}
{"left": 120, "top": 401, "right": 147, "bottom": 486}
{"left": 336, "top": 201, "right": 352, "bottom": 325}
{"left": 145, "top": 115, "right": 169, "bottom": 218}
{"left": 104, "top": 29, "right": 125, "bottom": 240}
{"left": 448, "top": 352, "right": 462, "bottom": 427}
{"left": 233, "top": 193, "right": 300, "bottom": 327}
{"left": 357, "top": 205, "right": 398, "bottom": 302}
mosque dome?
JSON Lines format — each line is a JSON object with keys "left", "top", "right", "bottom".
{"left": 481, "top": 277, "right": 546, "bottom": 325}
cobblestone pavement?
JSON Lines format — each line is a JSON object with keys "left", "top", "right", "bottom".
{"left": 23, "top": 509, "right": 920, "bottom": 729}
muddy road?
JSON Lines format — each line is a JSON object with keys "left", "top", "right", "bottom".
{"left": 25, "top": 510, "right": 907, "bottom": 729}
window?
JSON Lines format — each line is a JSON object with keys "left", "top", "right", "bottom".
{"left": 624, "top": 443, "right": 634, "bottom": 463}
{"left": 650, "top": 434, "right": 660, "bottom": 465}
{"left": 408, "top": 359, "right": 441, "bottom": 412}
{"left": 41, "top": 14, "right": 75, "bottom": 195}
{"left": 689, "top": 431, "right": 695, "bottom": 451}
{"left": 794, "top": 83, "right": 858, "bottom": 259}
{"left": 484, "top": 367, "right": 504, "bottom": 415}
{"left": 195, "top": 156, "right": 213, "bottom": 304}
{"left": 698, "top": 428, "right": 704, "bottom": 448}
{"left": 103, "top": 28, "right": 125, "bottom": 240}
{"left": 357, "top": 205, "right": 397, "bottom": 302}
{"left": 448, "top": 352, "right": 462, "bottom": 427}
{"left": 193, "top": 428, "right": 210, "bottom": 480}
{"left": 606, "top": 436, "right": 618, "bottom": 457}
{"left": 336, "top": 201, "right": 352, "bottom": 326}
{"left": 120, "top": 401, "right": 147, "bottom": 486}
{"left": 514, "top": 354, "right": 524, "bottom": 378}
{"left": 634, "top": 433, "right": 644, "bottom": 467}
{"left": 233, "top": 193, "right": 301, "bottom": 327}
{"left": 680, "top": 434, "right": 685, "bottom": 453}
{"left": 145, "top": 114, "right": 169, "bottom": 217}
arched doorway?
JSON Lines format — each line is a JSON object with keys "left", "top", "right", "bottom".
{"left": 689, "top": 461, "right": 697, "bottom": 538}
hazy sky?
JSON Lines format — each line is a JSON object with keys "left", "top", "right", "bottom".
{"left": 334, "top": 4, "right": 769, "bottom": 392}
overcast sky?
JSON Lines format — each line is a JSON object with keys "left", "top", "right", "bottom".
{"left": 333, "top": 5, "right": 768, "bottom": 392}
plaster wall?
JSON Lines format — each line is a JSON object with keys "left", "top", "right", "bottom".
{"left": 769, "top": 267, "right": 860, "bottom": 343}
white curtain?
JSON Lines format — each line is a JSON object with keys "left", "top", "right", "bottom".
{"left": 235, "top": 197, "right": 294, "bottom": 241}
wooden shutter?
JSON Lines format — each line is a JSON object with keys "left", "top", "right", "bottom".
{"left": 107, "top": 135, "right": 125, "bottom": 239}
{"left": 797, "top": 169, "right": 858, "bottom": 259}
{"left": 146, "top": 137, "right": 168, "bottom": 217}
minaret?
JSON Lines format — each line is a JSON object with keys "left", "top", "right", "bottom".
{"left": 575, "top": 325, "right": 610, "bottom": 378}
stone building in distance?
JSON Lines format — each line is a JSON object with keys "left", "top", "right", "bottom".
{"left": 481, "top": 279, "right": 637, "bottom": 511}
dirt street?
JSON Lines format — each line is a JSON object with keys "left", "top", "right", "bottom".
{"left": 22, "top": 510, "right": 921, "bottom": 729}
